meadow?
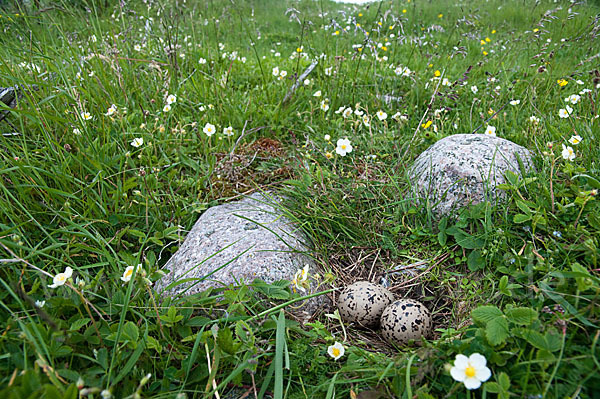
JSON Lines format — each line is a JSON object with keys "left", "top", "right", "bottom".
{"left": 1, "top": 0, "right": 600, "bottom": 397}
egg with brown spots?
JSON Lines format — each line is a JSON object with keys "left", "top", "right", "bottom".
{"left": 338, "top": 281, "right": 394, "bottom": 328}
{"left": 380, "top": 299, "right": 431, "bottom": 345}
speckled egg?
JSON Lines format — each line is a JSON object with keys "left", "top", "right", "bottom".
{"left": 338, "top": 281, "right": 394, "bottom": 328}
{"left": 380, "top": 299, "right": 431, "bottom": 345}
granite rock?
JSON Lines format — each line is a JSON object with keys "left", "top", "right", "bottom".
{"left": 156, "top": 193, "right": 324, "bottom": 314}
{"left": 408, "top": 134, "right": 534, "bottom": 217}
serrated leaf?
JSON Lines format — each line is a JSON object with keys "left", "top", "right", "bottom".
{"left": 486, "top": 317, "right": 509, "bottom": 346}
{"left": 217, "top": 327, "right": 241, "bottom": 355}
{"left": 485, "top": 382, "right": 501, "bottom": 393}
{"left": 472, "top": 305, "right": 503, "bottom": 323}
{"left": 505, "top": 307, "right": 538, "bottom": 326}
{"left": 520, "top": 329, "right": 547, "bottom": 350}
{"left": 467, "top": 249, "right": 485, "bottom": 271}
{"left": 544, "top": 330, "right": 562, "bottom": 352}
{"left": 498, "top": 372, "right": 510, "bottom": 390}
{"left": 146, "top": 335, "right": 161, "bottom": 352}
{"left": 515, "top": 200, "right": 532, "bottom": 215}
{"left": 69, "top": 318, "right": 91, "bottom": 331}
{"left": 122, "top": 321, "right": 139, "bottom": 345}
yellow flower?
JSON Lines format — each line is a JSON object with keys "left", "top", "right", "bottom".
{"left": 557, "top": 79, "right": 568, "bottom": 87}
{"left": 533, "top": 28, "right": 539, "bottom": 33}
{"left": 482, "top": 51, "right": 488, "bottom": 56}
{"left": 438, "top": 13, "right": 443, "bottom": 18}
{"left": 434, "top": 70, "right": 441, "bottom": 77}
{"left": 485, "top": 37, "right": 491, "bottom": 42}
{"left": 422, "top": 120, "right": 432, "bottom": 129}
{"left": 488, "top": 108, "right": 494, "bottom": 115}
{"left": 402, "top": 9, "right": 407, "bottom": 13}
{"left": 491, "top": 30, "right": 496, "bottom": 34}
{"left": 358, "top": 13, "right": 363, "bottom": 17}
{"left": 325, "top": 152, "right": 333, "bottom": 159}
{"left": 480, "top": 39, "right": 486, "bottom": 45}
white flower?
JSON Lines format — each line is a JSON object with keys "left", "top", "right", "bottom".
{"left": 568, "top": 135, "right": 582, "bottom": 145}
{"left": 272, "top": 66, "right": 279, "bottom": 76}
{"left": 336, "top": 138, "right": 353, "bottom": 156}
{"left": 291, "top": 265, "right": 310, "bottom": 292}
{"left": 80, "top": 111, "right": 92, "bottom": 121}
{"left": 354, "top": 109, "right": 364, "bottom": 117}
{"left": 131, "top": 137, "right": 144, "bottom": 148}
{"left": 529, "top": 115, "right": 540, "bottom": 124}
{"left": 166, "top": 94, "right": 177, "bottom": 105}
{"left": 441, "top": 78, "right": 450, "bottom": 86}
{"left": 320, "top": 100, "right": 330, "bottom": 112}
{"left": 278, "top": 70, "right": 287, "bottom": 80}
{"left": 303, "top": 79, "right": 311, "bottom": 85}
{"left": 362, "top": 115, "right": 370, "bottom": 127}
{"left": 509, "top": 99, "right": 520, "bottom": 105}
{"left": 106, "top": 104, "right": 117, "bottom": 116}
{"left": 561, "top": 144, "right": 575, "bottom": 161}
{"left": 313, "top": 90, "right": 322, "bottom": 97}
{"left": 484, "top": 125, "right": 496, "bottom": 136}
{"left": 342, "top": 108, "right": 353, "bottom": 119}
{"left": 327, "top": 342, "right": 345, "bottom": 360}
{"left": 223, "top": 126, "right": 234, "bottom": 136}
{"left": 134, "top": 44, "right": 141, "bottom": 52}
{"left": 580, "top": 88, "right": 591, "bottom": 95}
{"left": 576, "top": 79, "right": 584, "bottom": 85}
{"left": 199, "top": 57, "right": 207, "bottom": 64}
{"left": 559, "top": 105, "right": 573, "bottom": 118}
{"left": 121, "top": 265, "right": 139, "bottom": 282}
{"left": 324, "top": 134, "right": 331, "bottom": 141}
{"left": 470, "top": 85, "right": 478, "bottom": 94}
{"left": 163, "top": 104, "right": 171, "bottom": 113}
{"left": 450, "top": 353, "right": 492, "bottom": 390}
{"left": 73, "top": 128, "right": 81, "bottom": 135}
{"left": 35, "top": 300, "right": 46, "bottom": 308}
{"left": 324, "top": 67, "right": 333, "bottom": 76}
{"left": 565, "top": 94, "right": 580, "bottom": 104}
{"left": 48, "top": 267, "right": 73, "bottom": 289}
{"left": 376, "top": 110, "right": 387, "bottom": 121}
{"left": 203, "top": 123, "right": 216, "bottom": 136}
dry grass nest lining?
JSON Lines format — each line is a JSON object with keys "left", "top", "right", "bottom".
{"left": 318, "top": 246, "right": 477, "bottom": 354}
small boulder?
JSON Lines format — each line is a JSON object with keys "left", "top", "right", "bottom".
{"left": 408, "top": 134, "right": 534, "bottom": 217}
{"left": 155, "top": 193, "right": 324, "bottom": 313}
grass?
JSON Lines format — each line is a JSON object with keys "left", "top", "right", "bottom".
{"left": 1, "top": 0, "right": 600, "bottom": 397}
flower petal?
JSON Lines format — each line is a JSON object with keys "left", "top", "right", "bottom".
{"left": 450, "top": 366, "right": 466, "bottom": 382}
{"left": 64, "top": 267, "right": 73, "bottom": 278}
{"left": 475, "top": 366, "right": 491, "bottom": 382}
{"left": 468, "top": 353, "right": 487, "bottom": 368}
{"left": 454, "top": 354, "right": 469, "bottom": 369}
{"left": 463, "top": 377, "right": 482, "bottom": 390}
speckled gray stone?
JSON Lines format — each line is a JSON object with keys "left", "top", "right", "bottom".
{"left": 409, "top": 134, "right": 534, "bottom": 217}
{"left": 156, "top": 193, "right": 324, "bottom": 313}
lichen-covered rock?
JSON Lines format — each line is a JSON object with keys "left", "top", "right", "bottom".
{"left": 409, "top": 134, "right": 534, "bottom": 217}
{"left": 155, "top": 193, "right": 323, "bottom": 313}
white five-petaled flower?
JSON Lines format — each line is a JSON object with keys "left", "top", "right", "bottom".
{"left": 320, "top": 100, "right": 330, "bottom": 112}
{"left": 81, "top": 111, "right": 92, "bottom": 121}
{"left": 342, "top": 107, "right": 353, "bottom": 119}
{"left": 529, "top": 115, "right": 540, "bottom": 124}
{"left": 272, "top": 67, "right": 279, "bottom": 76}
{"left": 568, "top": 135, "right": 582, "bottom": 145}
{"left": 163, "top": 104, "right": 171, "bottom": 113}
{"left": 35, "top": 300, "right": 46, "bottom": 308}
{"left": 203, "top": 123, "right": 216, "bottom": 136}
{"left": 470, "top": 85, "right": 478, "bottom": 94}
{"left": 223, "top": 126, "right": 234, "bottom": 136}
{"left": 450, "top": 353, "right": 491, "bottom": 390}
{"left": 48, "top": 267, "right": 73, "bottom": 289}
{"left": 106, "top": 104, "right": 117, "bottom": 116}
{"left": 121, "top": 264, "right": 140, "bottom": 282}
{"left": 565, "top": 94, "right": 580, "bottom": 104}
{"left": 131, "top": 137, "right": 144, "bottom": 148}
{"left": 559, "top": 105, "right": 573, "bottom": 118}
{"left": 484, "top": 125, "right": 496, "bottom": 136}
{"left": 313, "top": 90, "right": 322, "bottom": 97}
{"left": 134, "top": 44, "right": 141, "bottom": 52}
{"left": 327, "top": 342, "right": 345, "bottom": 360}
{"left": 166, "top": 94, "right": 177, "bottom": 105}
{"left": 336, "top": 138, "right": 353, "bottom": 156}
{"left": 509, "top": 99, "right": 520, "bottom": 106}
{"left": 376, "top": 110, "right": 387, "bottom": 121}
{"left": 561, "top": 144, "right": 575, "bottom": 161}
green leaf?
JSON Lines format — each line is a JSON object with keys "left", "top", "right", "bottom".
{"left": 513, "top": 213, "right": 531, "bottom": 224}
{"left": 498, "top": 372, "right": 510, "bottom": 390}
{"left": 472, "top": 305, "right": 503, "bottom": 324}
{"left": 122, "top": 321, "right": 139, "bottom": 344}
{"left": 146, "top": 335, "right": 162, "bottom": 352}
{"left": 217, "top": 327, "right": 241, "bottom": 355}
{"left": 515, "top": 200, "right": 532, "bottom": 215}
{"left": 69, "top": 318, "right": 90, "bottom": 331}
{"left": 505, "top": 307, "right": 538, "bottom": 325}
{"left": 486, "top": 317, "right": 509, "bottom": 346}
{"left": 467, "top": 249, "right": 485, "bottom": 271}
{"left": 485, "top": 382, "right": 501, "bottom": 393}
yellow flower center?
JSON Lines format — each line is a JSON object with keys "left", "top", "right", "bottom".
{"left": 125, "top": 269, "right": 133, "bottom": 278}
{"left": 331, "top": 347, "right": 340, "bottom": 357}
{"left": 465, "top": 366, "right": 476, "bottom": 378}
{"left": 341, "top": 145, "right": 347, "bottom": 150}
